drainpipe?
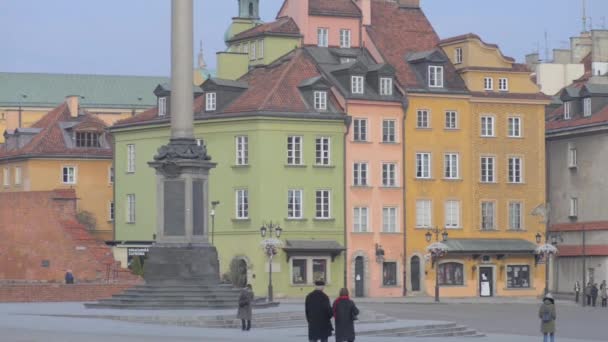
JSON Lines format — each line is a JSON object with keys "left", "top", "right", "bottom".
{"left": 401, "top": 96, "right": 409, "bottom": 297}
{"left": 343, "top": 108, "right": 352, "bottom": 289}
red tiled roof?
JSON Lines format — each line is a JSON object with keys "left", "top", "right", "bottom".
{"left": 114, "top": 95, "right": 205, "bottom": 126}
{"left": 470, "top": 91, "right": 550, "bottom": 101}
{"left": 550, "top": 221, "right": 608, "bottom": 232}
{"left": 546, "top": 103, "right": 608, "bottom": 131}
{"left": 230, "top": 17, "right": 300, "bottom": 42}
{"left": 557, "top": 245, "right": 608, "bottom": 257}
{"left": 438, "top": 33, "right": 516, "bottom": 63}
{"left": 309, "top": 0, "right": 361, "bottom": 17}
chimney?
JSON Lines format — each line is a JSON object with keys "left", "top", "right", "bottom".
{"left": 398, "top": 0, "right": 420, "bottom": 9}
{"left": 355, "top": 0, "right": 371, "bottom": 26}
{"left": 65, "top": 95, "right": 80, "bottom": 118}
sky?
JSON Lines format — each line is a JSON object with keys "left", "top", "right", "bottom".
{"left": 1, "top": 0, "right": 607, "bottom": 77}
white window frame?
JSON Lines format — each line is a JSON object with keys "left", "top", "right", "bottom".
{"left": 126, "top": 194, "right": 136, "bottom": 224}
{"left": 314, "top": 91, "right": 328, "bottom": 111}
{"left": 109, "top": 201, "right": 115, "bottom": 222}
{"left": 353, "top": 118, "right": 368, "bottom": 142}
{"left": 127, "top": 144, "right": 136, "bottom": 173}
{"left": 315, "top": 190, "right": 331, "bottom": 219}
{"left": 568, "top": 143, "right": 577, "bottom": 168}
{"left": 353, "top": 162, "right": 369, "bottom": 186}
{"left": 382, "top": 162, "right": 397, "bottom": 187}
{"left": 205, "top": 92, "right": 217, "bottom": 111}
{"left": 445, "top": 111, "right": 458, "bottom": 129}
{"left": 564, "top": 102, "right": 571, "bottom": 120}
{"left": 481, "top": 116, "right": 495, "bottom": 137}
{"left": 339, "top": 29, "right": 351, "bottom": 48}
{"left": 428, "top": 65, "right": 444, "bottom": 88}
{"left": 416, "top": 199, "right": 432, "bottom": 228}
{"left": 158, "top": 97, "right": 167, "bottom": 117}
{"left": 382, "top": 119, "right": 396, "bottom": 143}
{"left": 498, "top": 78, "right": 509, "bottom": 91}
{"left": 287, "top": 136, "right": 303, "bottom": 165}
{"left": 484, "top": 77, "right": 494, "bottom": 91}
{"left": 480, "top": 156, "right": 496, "bottom": 183}
{"left": 445, "top": 200, "right": 461, "bottom": 229}
{"left": 416, "top": 109, "right": 430, "bottom": 129}
{"left": 315, "top": 137, "right": 331, "bottom": 166}
{"left": 455, "top": 47, "right": 463, "bottom": 64}
{"left": 416, "top": 152, "right": 431, "bottom": 179}
{"left": 508, "top": 116, "right": 522, "bottom": 138}
{"left": 584, "top": 98, "right": 592, "bottom": 117}
{"left": 382, "top": 207, "right": 398, "bottom": 233}
{"left": 2, "top": 167, "right": 8, "bottom": 186}
{"left": 290, "top": 257, "right": 331, "bottom": 285}
{"left": 14, "top": 166, "right": 22, "bottom": 186}
{"left": 317, "top": 28, "right": 329, "bottom": 47}
{"left": 569, "top": 197, "right": 578, "bottom": 217}
{"left": 380, "top": 77, "right": 393, "bottom": 96}
{"left": 481, "top": 201, "right": 496, "bottom": 230}
{"left": 444, "top": 153, "right": 459, "bottom": 179}
{"left": 258, "top": 39, "right": 264, "bottom": 59}
{"left": 508, "top": 201, "right": 522, "bottom": 230}
{"left": 62, "top": 166, "right": 77, "bottom": 185}
{"left": 351, "top": 76, "right": 364, "bottom": 94}
{"left": 353, "top": 207, "right": 369, "bottom": 232}
{"left": 287, "top": 189, "right": 303, "bottom": 219}
{"left": 250, "top": 41, "right": 256, "bottom": 61}
{"left": 236, "top": 189, "right": 249, "bottom": 219}
{"left": 508, "top": 156, "right": 523, "bottom": 183}
{"left": 236, "top": 135, "right": 249, "bottom": 166}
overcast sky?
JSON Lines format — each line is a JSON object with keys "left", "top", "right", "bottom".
{"left": 1, "top": 0, "right": 607, "bottom": 76}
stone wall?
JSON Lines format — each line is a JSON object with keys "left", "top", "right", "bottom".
{"left": 0, "top": 283, "right": 137, "bottom": 302}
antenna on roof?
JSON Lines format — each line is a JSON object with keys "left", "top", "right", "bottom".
{"left": 544, "top": 31, "right": 550, "bottom": 62}
{"left": 582, "top": 0, "right": 588, "bottom": 32}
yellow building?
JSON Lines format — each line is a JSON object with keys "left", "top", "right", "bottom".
{"left": 0, "top": 96, "right": 114, "bottom": 241}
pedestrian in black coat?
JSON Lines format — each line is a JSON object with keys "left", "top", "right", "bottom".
{"left": 591, "top": 283, "right": 599, "bottom": 307}
{"left": 332, "top": 288, "right": 359, "bottom": 342}
{"left": 305, "top": 280, "right": 333, "bottom": 342}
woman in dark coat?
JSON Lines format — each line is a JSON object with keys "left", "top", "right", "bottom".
{"left": 332, "top": 288, "right": 360, "bottom": 342}
{"left": 305, "top": 281, "right": 333, "bottom": 342}
{"left": 237, "top": 284, "right": 254, "bottom": 331}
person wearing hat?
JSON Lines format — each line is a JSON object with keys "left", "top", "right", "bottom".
{"left": 305, "top": 280, "right": 333, "bottom": 342}
{"left": 538, "top": 293, "right": 556, "bottom": 342}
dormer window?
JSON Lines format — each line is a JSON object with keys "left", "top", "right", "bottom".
{"left": 380, "top": 77, "right": 393, "bottom": 96}
{"left": 75, "top": 131, "right": 102, "bottom": 148}
{"left": 584, "top": 98, "right": 592, "bottom": 117}
{"left": 564, "top": 101, "right": 571, "bottom": 120}
{"left": 498, "top": 78, "right": 509, "bottom": 92}
{"left": 351, "top": 76, "right": 364, "bottom": 94}
{"left": 206, "top": 92, "right": 217, "bottom": 112}
{"left": 158, "top": 97, "right": 167, "bottom": 117}
{"left": 428, "top": 66, "right": 444, "bottom": 88}
{"left": 340, "top": 57, "right": 355, "bottom": 64}
{"left": 484, "top": 77, "right": 494, "bottom": 91}
{"left": 314, "top": 91, "right": 328, "bottom": 111}
{"left": 455, "top": 48, "right": 463, "bottom": 64}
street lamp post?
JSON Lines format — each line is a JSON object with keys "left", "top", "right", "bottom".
{"left": 425, "top": 226, "right": 449, "bottom": 303}
{"left": 260, "top": 222, "right": 283, "bottom": 303}
{"left": 210, "top": 201, "right": 220, "bottom": 245}
{"left": 535, "top": 232, "right": 560, "bottom": 295}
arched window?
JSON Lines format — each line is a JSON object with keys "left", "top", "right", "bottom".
{"left": 249, "top": 2, "right": 254, "bottom": 17}
{"left": 438, "top": 262, "right": 464, "bottom": 286}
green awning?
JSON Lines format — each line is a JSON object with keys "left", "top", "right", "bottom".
{"left": 444, "top": 239, "right": 537, "bottom": 254}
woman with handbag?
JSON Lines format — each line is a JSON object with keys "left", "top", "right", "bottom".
{"left": 332, "top": 288, "right": 360, "bottom": 342}
{"left": 237, "top": 284, "right": 254, "bottom": 331}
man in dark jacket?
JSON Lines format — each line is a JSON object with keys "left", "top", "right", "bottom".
{"left": 305, "top": 280, "right": 333, "bottom": 342}
{"left": 591, "top": 283, "right": 599, "bottom": 307}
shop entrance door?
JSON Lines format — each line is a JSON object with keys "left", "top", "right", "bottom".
{"left": 355, "top": 256, "right": 364, "bottom": 297}
{"left": 479, "top": 267, "right": 494, "bottom": 297}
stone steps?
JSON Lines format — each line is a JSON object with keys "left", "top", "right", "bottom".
{"left": 359, "top": 322, "right": 484, "bottom": 338}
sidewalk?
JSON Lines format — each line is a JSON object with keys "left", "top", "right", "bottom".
{"left": 280, "top": 296, "right": 579, "bottom": 306}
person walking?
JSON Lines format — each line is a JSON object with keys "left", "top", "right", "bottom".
{"left": 574, "top": 281, "right": 581, "bottom": 303}
{"left": 333, "top": 288, "right": 359, "bottom": 342}
{"left": 600, "top": 281, "right": 607, "bottom": 308}
{"left": 237, "top": 284, "right": 254, "bottom": 331}
{"left": 539, "top": 293, "right": 556, "bottom": 342}
{"left": 305, "top": 280, "right": 333, "bottom": 342}
{"left": 585, "top": 282, "right": 592, "bottom": 306}
{"left": 591, "top": 283, "right": 599, "bottom": 307}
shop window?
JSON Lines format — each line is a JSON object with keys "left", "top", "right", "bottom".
{"left": 313, "top": 259, "right": 327, "bottom": 283}
{"left": 292, "top": 259, "right": 307, "bottom": 284}
{"left": 507, "top": 265, "right": 530, "bottom": 288}
{"left": 438, "top": 262, "right": 464, "bottom": 286}
{"left": 383, "top": 262, "right": 397, "bottom": 286}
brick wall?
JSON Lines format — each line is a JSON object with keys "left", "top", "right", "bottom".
{"left": 0, "top": 283, "right": 136, "bottom": 302}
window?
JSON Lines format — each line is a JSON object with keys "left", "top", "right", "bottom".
{"left": 455, "top": 47, "right": 463, "bottom": 64}
{"left": 258, "top": 39, "right": 264, "bottom": 59}
{"left": 351, "top": 76, "right": 364, "bottom": 94}
{"left": 75, "top": 132, "right": 102, "bottom": 148}
{"left": 158, "top": 97, "right": 167, "bottom": 116}
{"left": 498, "top": 78, "right": 509, "bottom": 91}
{"left": 564, "top": 102, "right": 571, "bottom": 120}
{"left": 445, "top": 111, "right": 458, "bottom": 129}
{"left": 317, "top": 28, "right": 329, "bottom": 47}
{"left": 444, "top": 153, "right": 459, "bottom": 179}
{"left": 14, "top": 166, "right": 21, "bottom": 186}
{"left": 312, "top": 259, "right": 327, "bottom": 283}
{"left": 127, "top": 144, "right": 136, "bottom": 173}
{"left": 315, "top": 190, "right": 330, "bottom": 219}
{"left": 382, "top": 262, "right": 397, "bottom": 286}
{"left": 236, "top": 136, "right": 249, "bottom": 165}
{"left": 243, "top": 42, "right": 249, "bottom": 54}
{"left": 568, "top": 144, "right": 577, "bottom": 168}
{"left": 314, "top": 91, "right": 327, "bottom": 111}
{"left": 2, "top": 168, "right": 8, "bottom": 186}
{"left": 236, "top": 189, "right": 249, "bottom": 219}
{"left": 339, "top": 29, "right": 351, "bottom": 48}
{"left": 569, "top": 197, "right": 578, "bottom": 217}
{"left": 382, "top": 120, "right": 396, "bottom": 143}
{"left": 292, "top": 258, "right": 328, "bottom": 285}
{"left": 481, "top": 201, "right": 496, "bottom": 230}
{"left": 353, "top": 207, "right": 369, "bottom": 232}
{"left": 508, "top": 157, "right": 523, "bottom": 183}
{"left": 480, "top": 156, "right": 495, "bottom": 183}
{"left": 438, "top": 263, "right": 464, "bottom": 286}
{"left": 417, "top": 110, "right": 430, "bottom": 128}
{"left": 507, "top": 265, "right": 530, "bottom": 288}
{"left": 292, "top": 259, "right": 307, "bottom": 284}
{"left": 382, "top": 207, "right": 398, "bottom": 233}
{"left": 484, "top": 77, "right": 494, "bottom": 91}
{"left": 353, "top": 162, "right": 368, "bottom": 186}
{"left": 416, "top": 199, "right": 432, "bottom": 228}
{"left": 205, "top": 92, "right": 216, "bottom": 111}
{"left": 340, "top": 57, "right": 355, "bottom": 64}
{"left": 428, "top": 66, "right": 444, "bottom": 88}
{"left": 481, "top": 116, "right": 495, "bottom": 137}
{"left": 353, "top": 119, "right": 368, "bottom": 141}
{"left": 62, "top": 166, "right": 76, "bottom": 184}
{"left": 287, "top": 136, "right": 303, "bottom": 165}
{"left": 287, "top": 189, "right": 303, "bottom": 219}
{"left": 584, "top": 98, "right": 592, "bottom": 117}
{"left": 382, "top": 163, "right": 397, "bottom": 187}
{"left": 108, "top": 167, "right": 114, "bottom": 184}
{"left": 315, "top": 137, "right": 331, "bottom": 166}
{"left": 509, "top": 202, "right": 522, "bottom": 230}
{"left": 126, "top": 194, "right": 136, "bottom": 223}
{"left": 445, "top": 200, "right": 460, "bottom": 228}
{"left": 508, "top": 117, "right": 521, "bottom": 137}
{"left": 380, "top": 77, "right": 393, "bottom": 96}
{"left": 250, "top": 41, "right": 256, "bottom": 60}
{"left": 109, "top": 201, "right": 115, "bottom": 222}
{"left": 416, "top": 153, "right": 431, "bottom": 179}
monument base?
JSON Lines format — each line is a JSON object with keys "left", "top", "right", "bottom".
{"left": 143, "top": 244, "right": 220, "bottom": 285}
